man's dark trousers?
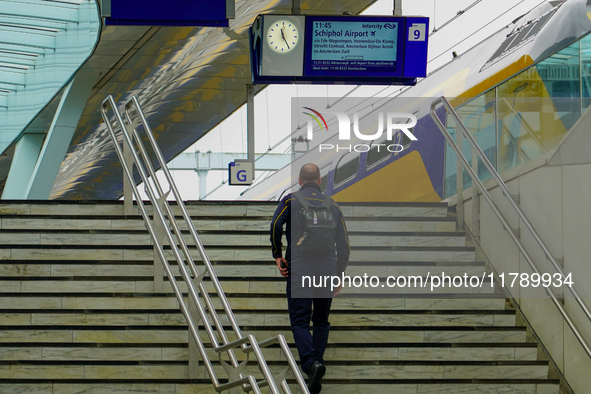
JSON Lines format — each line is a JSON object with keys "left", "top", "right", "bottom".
{"left": 286, "top": 278, "right": 332, "bottom": 375}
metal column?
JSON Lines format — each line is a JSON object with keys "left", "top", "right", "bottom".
{"left": 246, "top": 84, "right": 255, "bottom": 181}
{"left": 24, "top": 70, "right": 98, "bottom": 199}
{"left": 197, "top": 171, "right": 208, "bottom": 200}
{"left": 2, "top": 134, "right": 45, "bottom": 199}
{"left": 292, "top": 0, "right": 300, "bottom": 15}
{"left": 394, "top": 0, "right": 402, "bottom": 16}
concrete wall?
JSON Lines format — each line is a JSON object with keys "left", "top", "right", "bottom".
{"left": 451, "top": 109, "right": 591, "bottom": 393}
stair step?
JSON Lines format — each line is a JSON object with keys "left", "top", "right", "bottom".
{"left": 0, "top": 247, "right": 475, "bottom": 264}
{"left": 0, "top": 296, "right": 507, "bottom": 311}
{"left": 0, "top": 262, "right": 487, "bottom": 279}
{"left": 0, "top": 201, "right": 449, "bottom": 218}
{"left": 0, "top": 382, "right": 561, "bottom": 394}
{"left": 0, "top": 328, "right": 527, "bottom": 344}
{"left": 0, "top": 362, "right": 551, "bottom": 380}
{"left": 0, "top": 345, "right": 538, "bottom": 362}
{"left": 0, "top": 217, "right": 457, "bottom": 233}
{"left": 0, "top": 312, "right": 516, "bottom": 327}
{"left": 319, "top": 383, "right": 559, "bottom": 394}
{"left": 0, "top": 232, "right": 467, "bottom": 247}
{"left": 0, "top": 278, "right": 497, "bottom": 295}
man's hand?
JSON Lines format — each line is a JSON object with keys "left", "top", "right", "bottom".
{"left": 275, "top": 257, "right": 289, "bottom": 277}
{"left": 333, "top": 283, "right": 343, "bottom": 297}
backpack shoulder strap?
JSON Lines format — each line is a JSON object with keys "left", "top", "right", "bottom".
{"left": 320, "top": 194, "right": 333, "bottom": 210}
{"left": 292, "top": 191, "right": 310, "bottom": 210}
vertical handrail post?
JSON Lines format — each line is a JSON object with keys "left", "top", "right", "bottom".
{"left": 188, "top": 292, "right": 201, "bottom": 379}
{"left": 455, "top": 118, "right": 464, "bottom": 230}
{"left": 152, "top": 193, "right": 168, "bottom": 293}
{"left": 471, "top": 146, "right": 480, "bottom": 238}
{"left": 123, "top": 140, "right": 134, "bottom": 216}
{"left": 246, "top": 84, "right": 256, "bottom": 182}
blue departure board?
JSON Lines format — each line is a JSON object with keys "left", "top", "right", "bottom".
{"left": 305, "top": 16, "right": 406, "bottom": 78}
{"left": 250, "top": 14, "right": 429, "bottom": 85}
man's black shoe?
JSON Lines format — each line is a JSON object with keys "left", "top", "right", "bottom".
{"left": 307, "top": 361, "right": 326, "bottom": 394}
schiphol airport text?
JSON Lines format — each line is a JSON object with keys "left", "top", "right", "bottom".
{"left": 315, "top": 29, "right": 382, "bottom": 40}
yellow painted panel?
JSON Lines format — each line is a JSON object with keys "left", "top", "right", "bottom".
{"left": 332, "top": 151, "right": 440, "bottom": 203}
{"left": 450, "top": 55, "right": 534, "bottom": 107}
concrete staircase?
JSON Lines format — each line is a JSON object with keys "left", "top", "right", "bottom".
{"left": 0, "top": 201, "right": 560, "bottom": 393}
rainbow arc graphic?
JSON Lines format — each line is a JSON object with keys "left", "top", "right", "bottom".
{"left": 302, "top": 107, "right": 328, "bottom": 131}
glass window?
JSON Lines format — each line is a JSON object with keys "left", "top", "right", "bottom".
{"left": 443, "top": 115, "right": 471, "bottom": 198}
{"left": 444, "top": 92, "right": 496, "bottom": 198}
{"left": 458, "top": 91, "right": 497, "bottom": 180}
{"left": 319, "top": 164, "right": 331, "bottom": 192}
{"left": 393, "top": 111, "right": 418, "bottom": 153}
{"left": 581, "top": 34, "right": 591, "bottom": 110}
{"left": 496, "top": 41, "right": 579, "bottom": 173}
{"left": 334, "top": 152, "right": 360, "bottom": 186}
{"left": 366, "top": 133, "right": 392, "bottom": 169}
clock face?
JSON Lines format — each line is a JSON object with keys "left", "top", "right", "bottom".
{"left": 266, "top": 20, "right": 299, "bottom": 54}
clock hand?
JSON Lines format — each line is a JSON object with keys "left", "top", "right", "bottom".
{"left": 280, "top": 27, "right": 290, "bottom": 49}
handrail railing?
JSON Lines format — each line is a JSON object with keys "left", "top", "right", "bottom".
{"left": 101, "top": 95, "right": 309, "bottom": 394}
{"left": 430, "top": 96, "right": 591, "bottom": 359}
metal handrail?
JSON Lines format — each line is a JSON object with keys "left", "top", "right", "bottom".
{"left": 430, "top": 96, "right": 591, "bottom": 359}
{"left": 101, "top": 95, "right": 309, "bottom": 394}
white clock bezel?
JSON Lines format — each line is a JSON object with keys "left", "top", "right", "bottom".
{"left": 266, "top": 19, "right": 300, "bottom": 54}
{"left": 260, "top": 15, "right": 305, "bottom": 77}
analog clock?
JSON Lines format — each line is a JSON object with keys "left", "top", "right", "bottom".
{"left": 266, "top": 20, "right": 299, "bottom": 53}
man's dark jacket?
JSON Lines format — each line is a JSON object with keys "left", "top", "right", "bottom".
{"left": 270, "top": 182, "right": 350, "bottom": 276}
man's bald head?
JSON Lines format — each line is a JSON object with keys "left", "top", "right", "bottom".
{"left": 299, "top": 163, "right": 321, "bottom": 185}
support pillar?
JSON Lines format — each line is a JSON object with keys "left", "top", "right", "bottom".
{"left": 394, "top": 0, "right": 402, "bottom": 16}
{"left": 196, "top": 150, "right": 210, "bottom": 200}
{"left": 246, "top": 84, "right": 255, "bottom": 180}
{"left": 197, "top": 170, "right": 208, "bottom": 200}
{"left": 24, "top": 69, "right": 99, "bottom": 199}
{"left": 2, "top": 134, "right": 45, "bottom": 199}
{"left": 292, "top": 0, "right": 300, "bottom": 15}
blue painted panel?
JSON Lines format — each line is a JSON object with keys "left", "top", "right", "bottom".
{"left": 106, "top": 0, "right": 228, "bottom": 27}
{"left": 403, "top": 17, "right": 429, "bottom": 78}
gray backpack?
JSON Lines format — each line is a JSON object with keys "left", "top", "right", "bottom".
{"left": 292, "top": 192, "right": 337, "bottom": 255}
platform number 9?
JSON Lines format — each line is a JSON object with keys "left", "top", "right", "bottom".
{"left": 409, "top": 23, "right": 426, "bottom": 42}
